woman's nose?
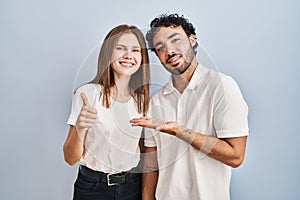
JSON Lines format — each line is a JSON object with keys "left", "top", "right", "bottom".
{"left": 123, "top": 51, "right": 133, "bottom": 59}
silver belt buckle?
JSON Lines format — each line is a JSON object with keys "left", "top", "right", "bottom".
{"left": 107, "top": 173, "right": 117, "bottom": 186}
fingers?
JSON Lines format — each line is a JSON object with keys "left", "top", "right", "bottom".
{"left": 80, "top": 93, "right": 97, "bottom": 114}
{"left": 76, "top": 117, "right": 95, "bottom": 130}
{"left": 81, "top": 93, "right": 90, "bottom": 106}
{"left": 78, "top": 110, "right": 97, "bottom": 122}
{"left": 131, "top": 117, "right": 178, "bottom": 135}
{"left": 76, "top": 93, "right": 98, "bottom": 131}
{"left": 76, "top": 112, "right": 97, "bottom": 131}
{"left": 130, "top": 117, "right": 150, "bottom": 127}
{"left": 80, "top": 107, "right": 98, "bottom": 117}
{"left": 130, "top": 117, "right": 165, "bottom": 130}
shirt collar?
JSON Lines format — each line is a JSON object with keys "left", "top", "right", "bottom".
{"left": 162, "top": 76, "right": 176, "bottom": 95}
{"left": 162, "top": 63, "right": 209, "bottom": 95}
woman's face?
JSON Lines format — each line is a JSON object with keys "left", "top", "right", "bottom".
{"left": 111, "top": 33, "right": 142, "bottom": 79}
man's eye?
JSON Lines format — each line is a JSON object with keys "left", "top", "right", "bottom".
{"left": 172, "top": 38, "right": 180, "bottom": 43}
{"left": 156, "top": 46, "right": 165, "bottom": 52}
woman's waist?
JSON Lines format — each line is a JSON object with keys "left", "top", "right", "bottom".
{"left": 79, "top": 153, "right": 140, "bottom": 173}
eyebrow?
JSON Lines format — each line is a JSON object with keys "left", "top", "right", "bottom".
{"left": 154, "top": 33, "right": 180, "bottom": 48}
{"left": 116, "top": 44, "right": 141, "bottom": 49}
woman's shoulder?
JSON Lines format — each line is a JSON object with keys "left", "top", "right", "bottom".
{"left": 73, "top": 83, "right": 101, "bottom": 106}
{"left": 76, "top": 83, "right": 101, "bottom": 93}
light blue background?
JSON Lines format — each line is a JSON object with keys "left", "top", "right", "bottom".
{"left": 1, "top": 0, "right": 299, "bottom": 199}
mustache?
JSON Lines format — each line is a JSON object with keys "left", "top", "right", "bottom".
{"left": 166, "top": 53, "right": 181, "bottom": 63}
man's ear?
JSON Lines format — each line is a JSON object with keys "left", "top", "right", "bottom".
{"left": 189, "top": 34, "right": 197, "bottom": 46}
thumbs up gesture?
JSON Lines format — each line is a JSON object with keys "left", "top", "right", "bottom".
{"left": 75, "top": 93, "right": 98, "bottom": 133}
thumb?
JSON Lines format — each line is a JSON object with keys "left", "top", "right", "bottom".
{"left": 80, "top": 93, "right": 90, "bottom": 106}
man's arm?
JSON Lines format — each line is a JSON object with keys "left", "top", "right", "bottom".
{"left": 131, "top": 117, "right": 247, "bottom": 168}
{"left": 142, "top": 146, "right": 158, "bottom": 200}
{"left": 177, "top": 126, "right": 247, "bottom": 168}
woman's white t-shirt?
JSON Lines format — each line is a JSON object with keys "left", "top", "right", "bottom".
{"left": 67, "top": 84, "right": 143, "bottom": 173}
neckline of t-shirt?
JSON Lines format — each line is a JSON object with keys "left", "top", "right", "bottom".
{"left": 110, "top": 96, "right": 133, "bottom": 104}
{"left": 94, "top": 84, "right": 132, "bottom": 104}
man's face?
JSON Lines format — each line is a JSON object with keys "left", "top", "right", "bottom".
{"left": 152, "top": 26, "right": 196, "bottom": 75}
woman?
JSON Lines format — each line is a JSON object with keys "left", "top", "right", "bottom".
{"left": 63, "top": 24, "right": 150, "bottom": 200}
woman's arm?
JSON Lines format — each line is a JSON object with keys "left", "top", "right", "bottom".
{"left": 63, "top": 93, "right": 97, "bottom": 166}
{"left": 63, "top": 126, "right": 85, "bottom": 166}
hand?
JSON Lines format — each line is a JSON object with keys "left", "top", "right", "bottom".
{"left": 75, "top": 93, "right": 98, "bottom": 133}
{"left": 130, "top": 117, "right": 179, "bottom": 136}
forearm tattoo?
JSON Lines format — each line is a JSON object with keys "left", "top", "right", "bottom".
{"left": 178, "top": 127, "right": 217, "bottom": 158}
{"left": 179, "top": 127, "right": 194, "bottom": 135}
{"left": 176, "top": 127, "right": 197, "bottom": 144}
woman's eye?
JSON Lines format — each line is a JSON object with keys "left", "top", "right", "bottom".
{"left": 132, "top": 49, "right": 141, "bottom": 52}
{"left": 116, "top": 47, "right": 125, "bottom": 51}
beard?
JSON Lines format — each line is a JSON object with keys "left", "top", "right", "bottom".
{"left": 162, "top": 46, "right": 195, "bottom": 75}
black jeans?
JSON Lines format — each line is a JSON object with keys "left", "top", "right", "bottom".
{"left": 73, "top": 167, "right": 141, "bottom": 200}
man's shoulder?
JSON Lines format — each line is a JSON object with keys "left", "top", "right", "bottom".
{"left": 199, "top": 66, "right": 244, "bottom": 99}
{"left": 150, "top": 84, "right": 166, "bottom": 96}
{"left": 198, "top": 65, "right": 233, "bottom": 88}
{"left": 199, "top": 65, "right": 228, "bottom": 81}
{"left": 149, "top": 83, "right": 170, "bottom": 101}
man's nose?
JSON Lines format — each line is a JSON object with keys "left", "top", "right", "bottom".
{"left": 166, "top": 47, "right": 175, "bottom": 55}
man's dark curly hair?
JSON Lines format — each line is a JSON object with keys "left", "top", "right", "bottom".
{"left": 146, "top": 13, "right": 198, "bottom": 53}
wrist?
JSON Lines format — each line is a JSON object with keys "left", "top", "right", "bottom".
{"left": 176, "top": 126, "right": 196, "bottom": 144}
{"left": 75, "top": 125, "right": 88, "bottom": 140}
{"left": 173, "top": 123, "right": 182, "bottom": 136}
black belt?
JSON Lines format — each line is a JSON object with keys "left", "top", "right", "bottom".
{"left": 79, "top": 165, "right": 140, "bottom": 186}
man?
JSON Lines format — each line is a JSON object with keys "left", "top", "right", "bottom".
{"left": 131, "top": 13, "right": 249, "bottom": 200}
